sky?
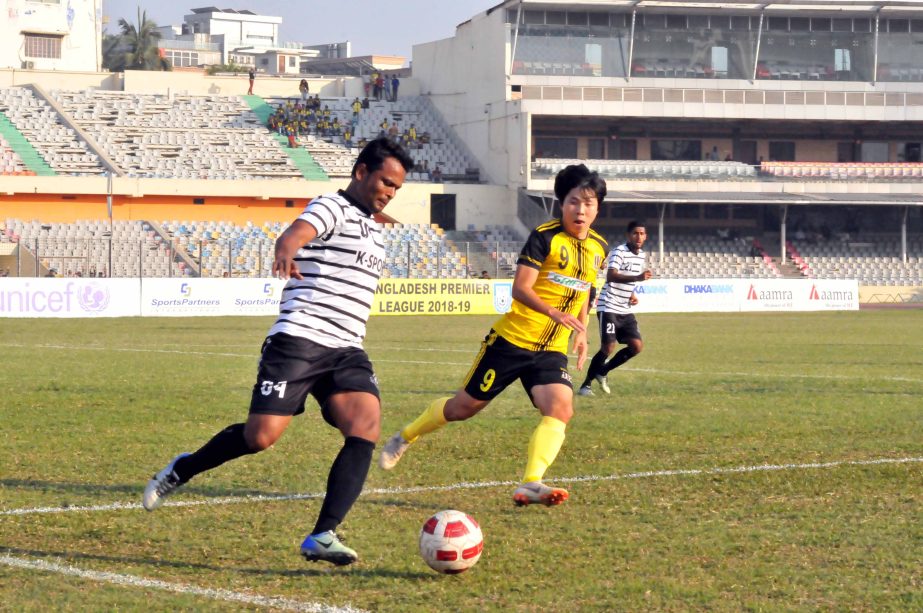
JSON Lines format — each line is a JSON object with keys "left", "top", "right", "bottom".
{"left": 102, "top": 0, "right": 503, "bottom": 59}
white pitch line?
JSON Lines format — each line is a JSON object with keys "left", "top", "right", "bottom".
{"left": 0, "top": 554, "right": 366, "bottom": 613}
{"left": 3, "top": 456, "right": 920, "bottom": 518}
{"left": 3, "top": 342, "right": 922, "bottom": 384}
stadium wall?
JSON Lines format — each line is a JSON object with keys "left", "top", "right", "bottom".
{"left": 413, "top": 9, "right": 527, "bottom": 188}
{"left": 0, "top": 176, "right": 516, "bottom": 228}
{"left": 0, "top": 68, "right": 422, "bottom": 100}
{"left": 0, "top": 68, "right": 121, "bottom": 90}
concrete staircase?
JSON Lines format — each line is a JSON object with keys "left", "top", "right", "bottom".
{"left": 242, "top": 95, "right": 328, "bottom": 181}
{"left": 0, "top": 111, "right": 55, "bottom": 176}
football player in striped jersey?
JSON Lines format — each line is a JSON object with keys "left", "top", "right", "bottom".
{"left": 143, "top": 138, "right": 415, "bottom": 566}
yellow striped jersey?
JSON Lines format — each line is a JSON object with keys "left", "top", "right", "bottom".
{"left": 493, "top": 220, "right": 608, "bottom": 353}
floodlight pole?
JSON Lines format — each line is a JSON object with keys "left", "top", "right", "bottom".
{"left": 901, "top": 206, "right": 909, "bottom": 264}
{"left": 658, "top": 203, "right": 666, "bottom": 266}
{"left": 780, "top": 204, "right": 788, "bottom": 264}
{"left": 106, "top": 171, "right": 113, "bottom": 278}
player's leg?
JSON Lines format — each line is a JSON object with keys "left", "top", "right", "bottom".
{"left": 300, "top": 348, "right": 381, "bottom": 565}
{"left": 579, "top": 312, "right": 617, "bottom": 395}
{"left": 514, "top": 376, "right": 573, "bottom": 507}
{"left": 600, "top": 316, "right": 643, "bottom": 375}
{"left": 379, "top": 330, "right": 511, "bottom": 470}
{"left": 143, "top": 413, "right": 292, "bottom": 512}
{"left": 301, "top": 389, "right": 380, "bottom": 566}
{"left": 143, "top": 335, "right": 308, "bottom": 511}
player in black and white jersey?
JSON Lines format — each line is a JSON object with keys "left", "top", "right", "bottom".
{"left": 143, "top": 138, "right": 415, "bottom": 566}
{"left": 578, "top": 220, "right": 651, "bottom": 396}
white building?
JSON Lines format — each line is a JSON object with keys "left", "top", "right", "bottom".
{"left": 0, "top": 0, "right": 102, "bottom": 72}
{"left": 182, "top": 7, "right": 281, "bottom": 64}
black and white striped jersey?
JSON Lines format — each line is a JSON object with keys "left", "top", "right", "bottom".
{"left": 267, "top": 190, "right": 384, "bottom": 349}
{"left": 597, "top": 243, "right": 646, "bottom": 315}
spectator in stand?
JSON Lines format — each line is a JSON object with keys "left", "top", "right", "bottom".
{"left": 431, "top": 165, "right": 443, "bottom": 183}
{"left": 362, "top": 73, "right": 371, "bottom": 98}
{"left": 361, "top": 97, "right": 370, "bottom": 109}
{"left": 391, "top": 75, "right": 400, "bottom": 102}
{"left": 352, "top": 97, "right": 362, "bottom": 118}
{"left": 379, "top": 118, "right": 389, "bottom": 138}
{"left": 343, "top": 126, "right": 353, "bottom": 149}
{"left": 287, "top": 124, "right": 298, "bottom": 148}
{"left": 480, "top": 270, "right": 490, "bottom": 279}
{"left": 248, "top": 69, "right": 255, "bottom": 95}
{"left": 374, "top": 73, "right": 385, "bottom": 101}
{"left": 421, "top": 159, "right": 430, "bottom": 180}
{"left": 383, "top": 75, "right": 392, "bottom": 102}
{"left": 388, "top": 122, "right": 399, "bottom": 138}
{"left": 299, "top": 79, "right": 310, "bottom": 103}
{"left": 408, "top": 123, "right": 417, "bottom": 144}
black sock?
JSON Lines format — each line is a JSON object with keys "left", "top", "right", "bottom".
{"left": 312, "top": 436, "right": 375, "bottom": 535}
{"left": 581, "top": 350, "right": 609, "bottom": 387}
{"left": 172, "top": 423, "right": 256, "bottom": 483}
{"left": 602, "top": 347, "right": 636, "bottom": 375}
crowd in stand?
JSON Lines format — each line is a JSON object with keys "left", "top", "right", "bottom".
{"left": 364, "top": 71, "right": 400, "bottom": 102}
{"left": 264, "top": 82, "right": 449, "bottom": 182}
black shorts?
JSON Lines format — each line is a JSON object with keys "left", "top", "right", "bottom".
{"left": 249, "top": 333, "right": 380, "bottom": 424}
{"left": 462, "top": 330, "right": 572, "bottom": 402}
{"left": 598, "top": 312, "right": 642, "bottom": 345}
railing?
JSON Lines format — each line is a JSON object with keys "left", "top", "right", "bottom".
{"left": 4, "top": 238, "right": 526, "bottom": 280}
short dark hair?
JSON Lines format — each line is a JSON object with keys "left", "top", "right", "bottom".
{"left": 626, "top": 220, "right": 646, "bottom": 233}
{"left": 352, "top": 137, "right": 415, "bottom": 177}
{"left": 553, "top": 164, "right": 607, "bottom": 205}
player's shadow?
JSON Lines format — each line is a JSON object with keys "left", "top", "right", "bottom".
{"left": 0, "top": 546, "right": 429, "bottom": 579}
{"left": 0, "top": 478, "right": 295, "bottom": 500}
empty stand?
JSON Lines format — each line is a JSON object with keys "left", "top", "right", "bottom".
{"left": 790, "top": 236, "right": 923, "bottom": 286}
{"left": 533, "top": 158, "right": 757, "bottom": 180}
{"left": 2, "top": 218, "right": 182, "bottom": 277}
{"left": 652, "top": 234, "right": 780, "bottom": 279}
{"left": 0, "top": 87, "right": 102, "bottom": 175}
{"left": 50, "top": 90, "right": 303, "bottom": 180}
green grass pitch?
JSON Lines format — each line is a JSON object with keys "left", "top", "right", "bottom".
{"left": 1, "top": 311, "right": 921, "bottom": 611}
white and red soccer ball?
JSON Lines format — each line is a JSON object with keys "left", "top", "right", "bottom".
{"left": 419, "top": 509, "right": 484, "bottom": 574}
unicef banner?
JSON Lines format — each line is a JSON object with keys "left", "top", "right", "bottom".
{"left": 371, "top": 279, "right": 512, "bottom": 315}
{"left": 141, "top": 278, "right": 285, "bottom": 317}
{"left": 0, "top": 278, "right": 140, "bottom": 318}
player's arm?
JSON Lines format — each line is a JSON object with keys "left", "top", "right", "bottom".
{"left": 511, "top": 264, "right": 586, "bottom": 334}
{"left": 272, "top": 219, "right": 318, "bottom": 280}
{"left": 571, "top": 292, "right": 590, "bottom": 370}
{"left": 606, "top": 251, "right": 652, "bottom": 283}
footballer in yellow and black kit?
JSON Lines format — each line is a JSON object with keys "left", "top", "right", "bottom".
{"left": 461, "top": 220, "right": 608, "bottom": 401}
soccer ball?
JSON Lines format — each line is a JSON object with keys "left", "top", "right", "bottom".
{"left": 419, "top": 509, "right": 484, "bottom": 574}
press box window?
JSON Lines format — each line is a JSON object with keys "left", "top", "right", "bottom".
{"left": 24, "top": 34, "right": 63, "bottom": 59}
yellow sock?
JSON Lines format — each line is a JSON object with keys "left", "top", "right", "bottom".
{"left": 400, "top": 397, "right": 450, "bottom": 443}
{"left": 522, "top": 416, "right": 567, "bottom": 483}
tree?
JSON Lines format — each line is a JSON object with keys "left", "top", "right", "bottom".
{"left": 101, "top": 33, "right": 126, "bottom": 72}
{"left": 105, "top": 8, "right": 171, "bottom": 72}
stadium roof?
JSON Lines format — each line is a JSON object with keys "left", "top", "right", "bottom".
{"left": 190, "top": 7, "right": 257, "bottom": 15}
{"left": 491, "top": 0, "right": 923, "bottom": 12}
{"left": 604, "top": 191, "right": 923, "bottom": 206}
{"left": 526, "top": 189, "right": 923, "bottom": 206}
